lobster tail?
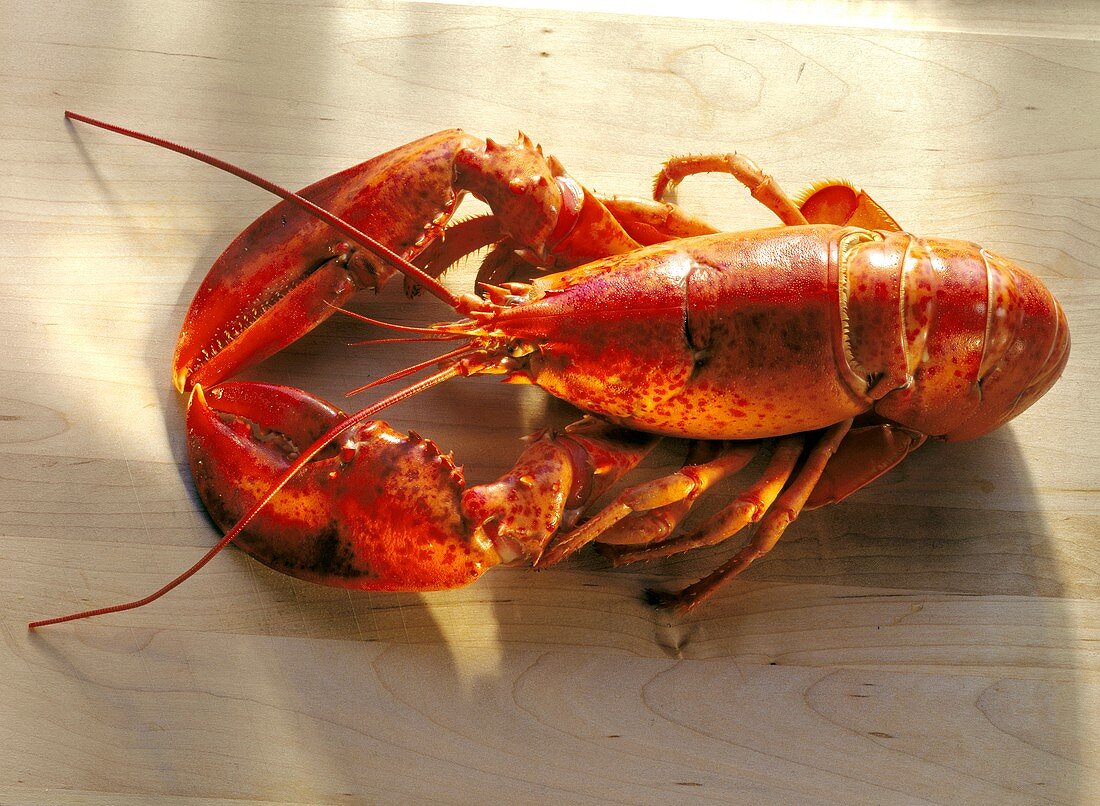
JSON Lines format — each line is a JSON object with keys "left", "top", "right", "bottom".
{"left": 940, "top": 248, "right": 1069, "bottom": 441}
{"left": 843, "top": 232, "right": 1069, "bottom": 441}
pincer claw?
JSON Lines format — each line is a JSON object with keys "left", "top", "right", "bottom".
{"left": 187, "top": 381, "right": 500, "bottom": 591}
{"left": 174, "top": 130, "right": 483, "bottom": 391}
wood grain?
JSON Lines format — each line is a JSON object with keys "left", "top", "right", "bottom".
{"left": 3, "top": 1, "right": 1098, "bottom": 803}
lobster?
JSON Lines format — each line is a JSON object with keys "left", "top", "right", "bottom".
{"left": 29, "top": 113, "right": 1070, "bottom": 629}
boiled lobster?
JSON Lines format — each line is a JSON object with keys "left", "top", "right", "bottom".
{"left": 30, "top": 113, "right": 1069, "bottom": 628}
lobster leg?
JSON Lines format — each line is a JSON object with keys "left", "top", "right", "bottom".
{"left": 537, "top": 441, "right": 760, "bottom": 566}
{"left": 404, "top": 215, "right": 513, "bottom": 296}
{"left": 612, "top": 424, "right": 924, "bottom": 555}
{"left": 653, "top": 153, "right": 809, "bottom": 226}
{"left": 804, "top": 423, "right": 925, "bottom": 509}
{"left": 462, "top": 417, "right": 661, "bottom": 564}
{"left": 588, "top": 435, "right": 805, "bottom": 565}
{"left": 591, "top": 194, "right": 721, "bottom": 245}
{"left": 652, "top": 419, "right": 853, "bottom": 612}
{"left": 651, "top": 152, "right": 904, "bottom": 232}
{"left": 584, "top": 441, "right": 743, "bottom": 547}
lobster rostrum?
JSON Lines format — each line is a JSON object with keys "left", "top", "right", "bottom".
{"left": 31, "top": 113, "right": 1069, "bottom": 628}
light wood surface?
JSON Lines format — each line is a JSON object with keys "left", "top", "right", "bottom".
{"left": 3, "top": 1, "right": 1098, "bottom": 803}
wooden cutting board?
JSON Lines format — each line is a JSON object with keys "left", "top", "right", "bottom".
{"left": 3, "top": 1, "right": 1098, "bottom": 802}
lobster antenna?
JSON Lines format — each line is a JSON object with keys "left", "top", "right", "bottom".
{"left": 350, "top": 336, "right": 469, "bottom": 347}
{"left": 28, "top": 362, "right": 466, "bottom": 629}
{"left": 326, "top": 303, "right": 474, "bottom": 337}
{"left": 346, "top": 342, "right": 482, "bottom": 397}
{"left": 64, "top": 111, "right": 466, "bottom": 312}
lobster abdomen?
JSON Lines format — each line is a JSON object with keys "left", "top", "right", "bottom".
{"left": 844, "top": 232, "right": 1070, "bottom": 441}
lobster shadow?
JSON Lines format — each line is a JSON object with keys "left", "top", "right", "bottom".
{"left": 628, "top": 426, "right": 1082, "bottom": 648}
{"left": 481, "top": 422, "right": 1089, "bottom": 799}
{"left": 464, "top": 415, "right": 1080, "bottom": 634}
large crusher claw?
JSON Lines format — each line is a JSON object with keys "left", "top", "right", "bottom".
{"left": 173, "top": 130, "right": 482, "bottom": 392}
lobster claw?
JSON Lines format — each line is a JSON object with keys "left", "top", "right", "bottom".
{"left": 186, "top": 382, "right": 501, "bottom": 591}
{"left": 173, "top": 130, "right": 482, "bottom": 392}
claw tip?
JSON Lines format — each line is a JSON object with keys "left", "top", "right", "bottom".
{"left": 173, "top": 361, "right": 193, "bottom": 393}
{"left": 187, "top": 383, "right": 208, "bottom": 410}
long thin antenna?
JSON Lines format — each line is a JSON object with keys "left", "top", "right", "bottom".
{"left": 28, "top": 363, "right": 465, "bottom": 629}
{"left": 327, "top": 304, "right": 472, "bottom": 337}
{"left": 64, "top": 111, "right": 465, "bottom": 311}
{"left": 346, "top": 343, "right": 481, "bottom": 397}
{"left": 350, "top": 336, "right": 468, "bottom": 347}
